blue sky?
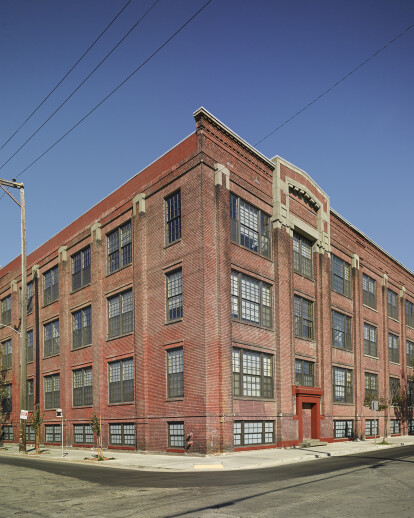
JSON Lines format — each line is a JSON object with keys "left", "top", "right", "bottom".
{"left": 0, "top": 0, "right": 413, "bottom": 271}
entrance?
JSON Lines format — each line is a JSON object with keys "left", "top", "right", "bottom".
{"left": 292, "top": 386, "right": 323, "bottom": 443}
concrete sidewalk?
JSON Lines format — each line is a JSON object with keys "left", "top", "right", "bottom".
{"left": 1, "top": 436, "right": 414, "bottom": 472}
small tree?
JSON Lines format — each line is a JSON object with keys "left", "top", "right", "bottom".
{"left": 90, "top": 413, "right": 103, "bottom": 460}
{"left": 364, "top": 389, "right": 405, "bottom": 443}
{"left": 27, "top": 404, "right": 43, "bottom": 453}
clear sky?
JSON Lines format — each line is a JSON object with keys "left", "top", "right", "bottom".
{"left": 0, "top": 0, "right": 413, "bottom": 272}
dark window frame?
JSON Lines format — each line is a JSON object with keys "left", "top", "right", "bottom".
{"left": 108, "top": 358, "right": 134, "bottom": 404}
{"left": 406, "top": 300, "right": 414, "bottom": 328}
{"left": 73, "top": 423, "right": 94, "bottom": 444}
{"left": 72, "top": 306, "right": 92, "bottom": 349}
{"left": 167, "top": 348, "right": 184, "bottom": 398}
{"left": 365, "top": 419, "right": 379, "bottom": 437}
{"left": 166, "top": 269, "right": 183, "bottom": 322}
{"left": 26, "top": 379, "right": 34, "bottom": 411}
{"left": 233, "top": 420, "right": 275, "bottom": 446}
{"left": 407, "top": 340, "right": 414, "bottom": 368}
{"left": 295, "top": 359, "right": 315, "bottom": 387}
{"left": 73, "top": 367, "right": 93, "bottom": 407}
{"left": 333, "top": 420, "right": 354, "bottom": 439}
{"left": 331, "top": 255, "right": 351, "bottom": 297}
{"left": 165, "top": 191, "right": 181, "bottom": 245}
{"left": 44, "top": 373, "right": 60, "bottom": 409}
{"left": 109, "top": 423, "right": 136, "bottom": 446}
{"left": 387, "top": 289, "right": 399, "bottom": 320}
{"left": 1, "top": 339, "right": 12, "bottom": 370}
{"left": 107, "top": 290, "right": 133, "bottom": 339}
{"left": 1, "top": 294, "right": 11, "bottom": 325}
{"left": 332, "top": 310, "right": 352, "bottom": 350}
{"left": 333, "top": 367, "right": 353, "bottom": 403}
{"left": 293, "top": 232, "right": 313, "bottom": 278}
{"left": 71, "top": 246, "right": 91, "bottom": 292}
{"left": 388, "top": 333, "right": 399, "bottom": 363}
{"left": 389, "top": 377, "right": 401, "bottom": 404}
{"left": 1, "top": 425, "right": 13, "bottom": 441}
{"left": 231, "top": 271, "right": 272, "bottom": 328}
{"left": 364, "top": 323, "right": 378, "bottom": 357}
{"left": 43, "top": 266, "right": 59, "bottom": 306}
{"left": 27, "top": 329, "right": 33, "bottom": 363}
{"left": 107, "top": 221, "right": 132, "bottom": 275}
{"left": 362, "top": 273, "right": 376, "bottom": 309}
{"left": 45, "top": 424, "right": 61, "bottom": 443}
{"left": 390, "top": 419, "right": 401, "bottom": 435}
{"left": 43, "top": 320, "right": 59, "bottom": 357}
{"left": 232, "top": 348, "right": 274, "bottom": 399}
{"left": 364, "top": 372, "right": 378, "bottom": 400}
{"left": 294, "top": 295, "right": 314, "bottom": 339}
{"left": 168, "top": 422, "right": 185, "bottom": 448}
{"left": 2, "top": 383, "right": 12, "bottom": 413}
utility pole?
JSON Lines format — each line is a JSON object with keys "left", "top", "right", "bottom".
{"left": 0, "top": 178, "right": 27, "bottom": 452}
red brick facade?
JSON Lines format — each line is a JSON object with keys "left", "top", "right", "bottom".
{"left": 1, "top": 108, "right": 413, "bottom": 453}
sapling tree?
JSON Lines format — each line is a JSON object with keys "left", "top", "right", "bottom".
{"left": 90, "top": 413, "right": 103, "bottom": 460}
{"left": 27, "top": 404, "right": 43, "bottom": 453}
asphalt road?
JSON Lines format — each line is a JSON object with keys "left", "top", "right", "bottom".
{"left": 1, "top": 445, "right": 414, "bottom": 517}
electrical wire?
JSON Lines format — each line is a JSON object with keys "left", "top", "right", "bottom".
{"left": 0, "top": 0, "right": 160, "bottom": 172}
{"left": 0, "top": 0, "right": 133, "bottom": 153}
{"left": 254, "top": 23, "right": 414, "bottom": 147}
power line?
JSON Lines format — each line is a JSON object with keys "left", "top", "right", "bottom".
{"left": 0, "top": 0, "right": 133, "bottom": 153}
{"left": 0, "top": 0, "right": 160, "bottom": 173}
{"left": 254, "top": 23, "right": 414, "bottom": 147}
{"left": 13, "top": 0, "right": 213, "bottom": 180}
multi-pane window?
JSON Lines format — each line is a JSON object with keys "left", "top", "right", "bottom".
{"left": 409, "top": 420, "right": 414, "bottom": 435}
{"left": 293, "top": 232, "right": 313, "bottom": 278}
{"left": 365, "top": 419, "right": 378, "bottom": 437}
{"left": 26, "top": 426, "right": 35, "bottom": 442}
{"left": 294, "top": 296, "right": 314, "bottom": 339}
{"left": 407, "top": 340, "right": 414, "bottom": 368}
{"left": 230, "top": 194, "right": 271, "bottom": 258}
{"left": 108, "top": 358, "right": 134, "bottom": 403}
{"left": 44, "top": 374, "right": 60, "bottom": 409}
{"left": 406, "top": 300, "right": 414, "bottom": 328}
{"left": 168, "top": 422, "right": 184, "bottom": 448}
{"left": 107, "top": 290, "right": 133, "bottom": 339}
{"left": 27, "top": 330, "right": 33, "bottom": 363}
{"left": 387, "top": 289, "right": 399, "bottom": 320}
{"left": 388, "top": 333, "right": 399, "bottom": 363}
{"left": 234, "top": 421, "right": 274, "bottom": 446}
{"left": 45, "top": 425, "right": 61, "bottom": 443}
{"left": 167, "top": 348, "right": 184, "bottom": 398}
{"left": 389, "top": 377, "right": 400, "bottom": 404}
{"left": 107, "top": 222, "right": 132, "bottom": 274}
{"left": 295, "top": 359, "right": 315, "bottom": 387}
{"left": 166, "top": 270, "right": 183, "bottom": 321}
{"left": 331, "top": 255, "right": 351, "bottom": 297}
{"left": 109, "top": 423, "right": 135, "bottom": 446}
{"left": 364, "top": 373, "right": 378, "bottom": 400}
{"left": 27, "top": 379, "right": 34, "bottom": 410}
{"left": 1, "top": 295, "right": 11, "bottom": 325}
{"left": 231, "top": 271, "right": 272, "bottom": 327}
{"left": 165, "top": 191, "right": 181, "bottom": 245}
{"left": 2, "top": 384, "right": 12, "bottom": 413}
{"left": 362, "top": 273, "right": 376, "bottom": 309}
{"left": 390, "top": 420, "right": 401, "bottom": 435}
{"left": 332, "top": 311, "right": 352, "bottom": 350}
{"left": 364, "top": 323, "right": 377, "bottom": 357}
{"left": 333, "top": 420, "right": 354, "bottom": 439}
{"left": 73, "top": 367, "right": 93, "bottom": 407}
{"left": 73, "top": 424, "right": 93, "bottom": 444}
{"left": 44, "top": 320, "right": 59, "bottom": 357}
{"left": 1, "top": 339, "right": 12, "bottom": 370}
{"left": 2, "top": 425, "right": 13, "bottom": 441}
{"left": 333, "top": 367, "right": 353, "bottom": 403}
{"left": 72, "top": 306, "right": 92, "bottom": 349}
{"left": 407, "top": 381, "right": 414, "bottom": 407}
{"left": 43, "top": 266, "right": 59, "bottom": 305}
{"left": 232, "top": 348, "right": 273, "bottom": 398}
{"left": 72, "top": 247, "right": 91, "bottom": 291}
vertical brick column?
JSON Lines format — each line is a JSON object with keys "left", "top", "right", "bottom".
{"left": 58, "top": 246, "right": 68, "bottom": 443}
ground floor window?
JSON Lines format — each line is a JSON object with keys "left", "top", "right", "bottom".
{"left": 168, "top": 422, "right": 185, "bottom": 448}
{"left": 74, "top": 424, "right": 94, "bottom": 444}
{"left": 1, "top": 425, "right": 13, "bottom": 441}
{"left": 390, "top": 420, "right": 400, "bottom": 434}
{"left": 45, "top": 424, "right": 61, "bottom": 443}
{"left": 333, "top": 420, "right": 353, "bottom": 439}
{"left": 365, "top": 419, "right": 378, "bottom": 437}
{"left": 109, "top": 423, "right": 135, "bottom": 446}
{"left": 26, "top": 426, "right": 35, "bottom": 442}
{"left": 234, "top": 421, "right": 275, "bottom": 446}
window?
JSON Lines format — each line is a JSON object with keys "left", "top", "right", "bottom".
{"left": 20, "top": 282, "right": 33, "bottom": 314}
{"left": 406, "top": 300, "right": 414, "bottom": 328}
{"left": 293, "top": 232, "right": 313, "bottom": 278}
{"left": 44, "top": 374, "right": 60, "bottom": 409}
{"left": 27, "top": 379, "right": 34, "bottom": 410}
{"left": 364, "top": 323, "right": 377, "bottom": 357}
{"left": 27, "top": 330, "right": 33, "bottom": 363}
{"left": 167, "top": 348, "right": 184, "bottom": 398}
{"left": 388, "top": 333, "right": 399, "bottom": 363}
{"left": 72, "top": 306, "right": 92, "bottom": 349}
{"left": 1, "top": 294, "right": 11, "bottom": 325}
{"left": 333, "top": 420, "right": 354, "bottom": 439}
{"left": 45, "top": 424, "right": 61, "bottom": 443}
{"left": 44, "top": 320, "right": 59, "bottom": 357}
{"left": 333, "top": 367, "right": 353, "bottom": 403}
{"left": 2, "top": 384, "right": 12, "bottom": 413}
{"left": 168, "top": 422, "right": 184, "bottom": 448}
{"left": 43, "top": 266, "right": 59, "bottom": 305}
{"left": 73, "top": 367, "right": 93, "bottom": 407}
{"left": 26, "top": 426, "right": 35, "bottom": 442}
{"left": 230, "top": 194, "right": 271, "bottom": 258}
{"left": 295, "top": 359, "right": 315, "bottom": 387}
{"left": 407, "top": 381, "right": 413, "bottom": 407}
{"left": 387, "top": 289, "right": 399, "bottom": 320}
{"left": 365, "top": 419, "right": 378, "bottom": 437}
{"left": 409, "top": 420, "right": 414, "bottom": 435}
{"left": 108, "top": 358, "right": 134, "bottom": 403}
{"left": 362, "top": 273, "right": 376, "bottom": 309}
{"left": 331, "top": 255, "right": 351, "bottom": 297}
{"left": 232, "top": 348, "right": 273, "bottom": 398}
{"left": 294, "top": 296, "right": 314, "bottom": 339}
{"left": 407, "top": 340, "right": 414, "bottom": 368}
{"left": 74, "top": 424, "right": 94, "bottom": 444}
{"left": 389, "top": 377, "right": 400, "bottom": 404}
{"left": 72, "top": 247, "right": 91, "bottom": 291}
{"left": 166, "top": 270, "right": 183, "bottom": 321}
{"left": 109, "top": 423, "right": 135, "bottom": 446}
{"left": 332, "top": 311, "right": 352, "bottom": 350}
{"left": 1, "top": 339, "right": 12, "bottom": 370}
{"left": 165, "top": 191, "right": 181, "bottom": 245}
{"left": 2, "top": 425, "right": 13, "bottom": 441}
{"left": 107, "top": 221, "right": 132, "bottom": 274}
{"left": 390, "top": 420, "right": 400, "bottom": 435}
{"left": 364, "top": 373, "right": 378, "bottom": 400}
{"left": 107, "top": 290, "right": 133, "bottom": 338}
{"left": 234, "top": 421, "right": 274, "bottom": 446}
{"left": 231, "top": 271, "right": 272, "bottom": 327}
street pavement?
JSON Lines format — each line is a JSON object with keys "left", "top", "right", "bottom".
{"left": 2, "top": 435, "right": 414, "bottom": 472}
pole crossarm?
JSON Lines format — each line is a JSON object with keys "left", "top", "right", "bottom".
{"left": 0, "top": 178, "right": 24, "bottom": 189}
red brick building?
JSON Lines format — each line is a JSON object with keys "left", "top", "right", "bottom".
{"left": 1, "top": 108, "right": 413, "bottom": 453}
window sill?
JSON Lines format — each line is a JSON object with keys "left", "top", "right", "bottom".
{"left": 42, "top": 300, "right": 59, "bottom": 309}
{"left": 166, "top": 397, "right": 184, "bottom": 402}
{"left": 106, "top": 332, "right": 133, "bottom": 342}
{"left": 364, "top": 354, "right": 379, "bottom": 360}
{"left": 362, "top": 304, "right": 378, "bottom": 313}
{"left": 72, "top": 405, "right": 93, "bottom": 409}
{"left": 388, "top": 316, "right": 399, "bottom": 323}
{"left": 108, "top": 445, "right": 135, "bottom": 450}
{"left": 70, "top": 283, "right": 91, "bottom": 295}
{"left": 105, "top": 262, "right": 132, "bottom": 278}
{"left": 294, "top": 335, "right": 315, "bottom": 343}
{"left": 389, "top": 361, "right": 401, "bottom": 366}
{"left": 331, "top": 289, "right": 352, "bottom": 301}
{"left": 333, "top": 402, "right": 354, "bottom": 406}
{"left": 166, "top": 448, "right": 185, "bottom": 453}
{"left": 406, "top": 324, "right": 414, "bottom": 331}
{"left": 43, "top": 353, "right": 60, "bottom": 359}
{"left": 107, "top": 401, "right": 134, "bottom": 406}
{"left": 165, "top": 318, "right": 183, "bottom": 326}
{"left": 72, "top": 344, "right": 92, "bottom": 351}
{"left": 232, "top": 319, "right": 273, "bottom": 332}
{"left": 233, "top": 397, "right": 274, "bottom": 402}
{"left": 332, "top": 346, "right": 353, "bottom": 353}
{"left": 231, "top": 241, "right": 273, "bottom": 262}
{"left": 164, "top": 239, "right": 181, "bottom": 249}
{"left": 293, "top": 270, "right": 314, "bottom": 282}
